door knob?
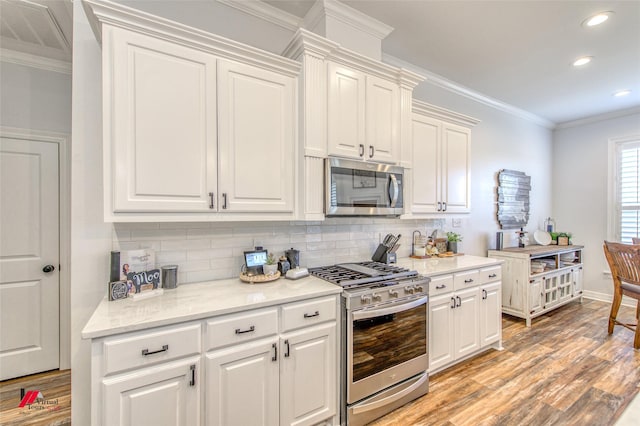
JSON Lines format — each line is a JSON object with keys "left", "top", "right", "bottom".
{"left": 43, "top": 265, "right": 55, "bottom": 273}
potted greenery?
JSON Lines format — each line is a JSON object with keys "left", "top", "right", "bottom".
{"left": 263, "top": 252, "right": 278, "bottom": 275}
{"left": 446, "top": 232, "right": 462, "bottom": 253}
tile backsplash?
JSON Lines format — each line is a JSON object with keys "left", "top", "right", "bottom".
{"left": 113, "top": 218, "right": 445, "bottom": 284}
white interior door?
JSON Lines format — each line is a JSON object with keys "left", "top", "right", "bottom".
{"left": 0, "top": 137, "right": 59, "bottom": 380}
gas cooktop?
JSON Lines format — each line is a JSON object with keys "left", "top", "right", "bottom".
{"left": 309, "top": 261, "right": 418, "bottom": 288}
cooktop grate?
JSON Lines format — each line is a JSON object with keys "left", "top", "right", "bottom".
{"left": 309, "top": 261, "right": 417, "bottom": 288}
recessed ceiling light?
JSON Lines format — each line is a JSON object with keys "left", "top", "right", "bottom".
{"left": 613, "top": 89, "right": 631, "bottom": 97}
{"left": 582, "top": 11, "right": 614, "bottom": 27}
{"left": 573, "top": 56, "right": 592, "bottom": 67}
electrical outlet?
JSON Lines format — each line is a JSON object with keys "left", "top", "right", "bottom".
{"left": 452, "top": 218, "right": 462, "bottom": 228}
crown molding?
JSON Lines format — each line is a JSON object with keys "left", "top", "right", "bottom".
{"left": 0, "top": 48, "right": 71, "bottom": 74}
{"left": 383, "top": 53, "right": 555, "bottom": 129}
{"left": 303, "top": 0, "right": 393, "bottom": 40}
{"left": 554, "top": 106, "right": 640, "bottom": 130}
{"left": 413, "top": 99, "right": 480, "bottom": 128}
{"left": 216, "top": 0, "right": 301, "bottom": 32}
{"left": 282, "top": 28, "right": 339, "bottom": 60}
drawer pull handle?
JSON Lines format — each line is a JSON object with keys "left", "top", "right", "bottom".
{"left": 189, "top": 364, "right": 196, "bottom": 387}
{"left": 272, "top": 343, "right": 278, "bottom": 362}
{"left": 284, "top": 339, "right": 290, "bottom": 358}
{"left": 482, "top": 289, "right": 488, "bottom": 300}
{"left": 208, "top": 192, "right": 214, "bottom": 209}
{"left": 436, "top": 284, "right": 446, "bottom": 290}
{"left": 450, "top": 297, "right": 456, "bottom": 309}
{"left": 235, "top": 326, "right": 255, "bottom": 334}
{"left": 488, "top": 274, "right": 497, "bottom": 278}
{"left": 142, "top": 344, "right": 169, "bottom": 356}
{"left": 304, "top": 311, "right": 320, "bottom": 318}
{"left": 456, "top": 296, "right": 462, "bottom": 307}
{"left": 464, "top": 279, "right": 474, "bottom": 283}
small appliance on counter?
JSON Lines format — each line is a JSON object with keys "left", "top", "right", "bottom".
{"left": 284, "top": 247, "right": 309, "bottom": 279}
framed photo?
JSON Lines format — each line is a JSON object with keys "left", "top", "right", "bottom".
{"left": 353, "top": 170, "right": 376, "bottom": 188}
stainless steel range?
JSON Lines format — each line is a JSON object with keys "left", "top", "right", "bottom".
{"left": 309, "top": 262, "right": 430, "bottom": 426}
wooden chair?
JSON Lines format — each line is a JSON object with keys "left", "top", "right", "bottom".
{"left": 603, "top": 241, "right": 640, "bottom": 349}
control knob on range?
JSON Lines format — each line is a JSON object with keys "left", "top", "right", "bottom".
{"left": 372, "top": 293, "right": 383, "bottom": 302}
{"left": 388, "top": 289, "right": 399, "bottom": 298}
{"left": 414, "top": 285, "right": 424, "bottom": 293}
{"left": 404, "top": 286, "right": 415, "bottom": 295}
{"left": 360, "top": 294, "right": 372, "bottom": 304}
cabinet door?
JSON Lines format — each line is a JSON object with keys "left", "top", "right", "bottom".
{"left": 217, "top": 60, "right": 296, "bottom": 213}
{"left": 441, "top": 123, "right": 470, "bottom": 213}
{"left": 453, "top": 287, "right": 480, "bottom": 359}
{"left": 529, "top": 278, "right": 543, "bottom": 314}
{"left": 327, "top": 63, "right": 366, "bottom": 160}
{"left": 365, "top": 75, "right": 399, "bottom": 163}
{"left": 411, "top": 113, "right": 441, "bottom": 213}
{"left": 479, "top": 282, "right": 501, "bottom": 347}
{"left": 205, "top": 338, "right": 279, "bottom": 426}
{"left": 572, "top": 266, "right": 583, "bottom": 296}
{"left": 280, "top": 323, "right": 337, "bottom": 426}
{"left": 428, "top": 294, "right": 455, "bottom": 372}
{"left": 106, "top": 26, "right": 217, "bottom": 212}
{"left": 102, "top": 356, "right": 200, "bottom": 426}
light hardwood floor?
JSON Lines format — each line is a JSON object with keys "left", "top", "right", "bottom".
{"left": 372, "top": 299, "right": 640, "bottom": 426}
{"left": 0, "top": 300, "right": 637, "bottom": 426}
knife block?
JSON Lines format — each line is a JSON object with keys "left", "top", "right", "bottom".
{"left": 372, "top": 245, "right": 397, "bottom": 263}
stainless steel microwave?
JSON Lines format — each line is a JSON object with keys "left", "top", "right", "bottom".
{"left": 325, "top": 158, "right": 404, "bottom": 216}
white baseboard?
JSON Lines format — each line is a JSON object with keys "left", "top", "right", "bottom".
{"left": 583, "top": 290, "right": 637, "bottom": 308}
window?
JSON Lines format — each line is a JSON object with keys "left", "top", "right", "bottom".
{"left": 610, "top": 137, "right": 640, "bottom": 243}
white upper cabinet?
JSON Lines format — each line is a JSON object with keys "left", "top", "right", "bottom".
{"left": 327, "top": 63, "right": 366, "bottom": 160}
{"left": 217, "top": 61, "right": 296, "bottom": 213}
{"left": 408, "top": 101, "right": 478, "bottom": 215}
{"left": 87, "top": 1, "right": 300, "bottom": 221}
{"left": 327, "top": 63, "right": 399, "bottom": 163}
{"left": 365, "top": 75, "right": 399, "bottom": 163}
{"left": 106, "top": 26, "right": 217, "bottom": 213}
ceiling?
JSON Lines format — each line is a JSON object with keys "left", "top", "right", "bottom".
{"left": 265, "top": 0, "right": 640, "bottom": 125}
{"left": 0, "top": 0, "right": 72, "bottom": 62}
{"left": 1, "top": 0, "right": 638, "bottom": 126}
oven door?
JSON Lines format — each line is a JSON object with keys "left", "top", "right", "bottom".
{"left": 347, "top": 296, "right": 428, "bottom": 404}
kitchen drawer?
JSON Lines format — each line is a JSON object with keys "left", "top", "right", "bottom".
{"left": 479, "top": 266, "right": 502, "bottom": 284}
{"left": 429, "top": 274, "right": 454, "bottom": 297}
{"left": 205, "top": 307, "right": 278, "bottom": 351}
{"left": 281, "top": 296, "right": 337, "bottom": 332}
{"left": 453, "top": 269, "right": 480, "bottom": 291}
{"left": 102, "top": 322, "right": 201, "bottom": 376}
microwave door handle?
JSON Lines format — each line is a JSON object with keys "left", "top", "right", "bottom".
{"left": 388, "top": 174, "right": 399, "bottom": 208}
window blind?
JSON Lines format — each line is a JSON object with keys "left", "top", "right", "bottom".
{"left": 618, "top": 141, "right": 640, "bottom": 243}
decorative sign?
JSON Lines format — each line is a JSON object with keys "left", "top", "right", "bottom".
{"left": 497, "top": 169, "right": 531, "bottom": 229}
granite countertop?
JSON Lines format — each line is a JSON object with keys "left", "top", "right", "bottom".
{"left": 83, "top": 255, "right": 502, "bottom": 339}
{"left": 396, "top": 254, "right": 503, "bottom": 276}
{"left": 82, "top": 274, "right": 342, "bottom": 339}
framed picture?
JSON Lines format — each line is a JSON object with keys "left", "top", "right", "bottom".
{"left": 353, "top": 170, "right": 376, "bottom": 188}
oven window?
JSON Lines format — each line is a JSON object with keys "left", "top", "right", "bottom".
{"left": 352, "top": 302, "right": 427, "bottom": 382}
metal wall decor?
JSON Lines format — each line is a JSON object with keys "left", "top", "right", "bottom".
{"left": 497, "top": 169, "right": 531, "bottom": 229}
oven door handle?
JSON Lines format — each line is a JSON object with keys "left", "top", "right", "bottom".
{"left": 351, "top": 372, "right": 429, "bottom": 415}
{"left": 352, "top": 296, "right": 428, "bottom": 321}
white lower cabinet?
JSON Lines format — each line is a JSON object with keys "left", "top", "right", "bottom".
{"left": 428, "top": 266, "right": 502, "bottom": 374}
{"left": 91, "top": 296, "right": 339, "bottom": 426}
{"left": 205, "top": 338, "right": 279, "bottom": 426}
{"left": 203, "top": 296, "right": 339, "bottom": 426}
{"left": 102, "top": 357, "right": 201, "bottom": 426}
{"left": 280, "top": 322, "right": 337, "bottom": 426}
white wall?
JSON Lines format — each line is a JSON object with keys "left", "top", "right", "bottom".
{"left": 553, "top": 110, "right": 640, "bottom": 299}
{"left": 0, "top": 62, "right": 71, "bottom": 133}
{"left": 70, "top": 2, "right": 112, "bottom": 424}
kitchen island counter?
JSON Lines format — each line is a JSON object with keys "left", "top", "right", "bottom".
{"left": 82, "top": 274, "right": 341, "bottom": 339}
